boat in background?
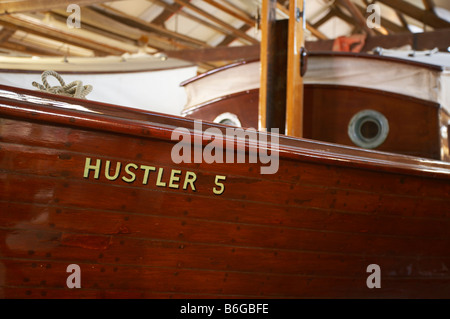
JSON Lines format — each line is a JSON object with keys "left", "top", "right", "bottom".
{"left": 181, "top": 50, "right": 450, "bottom": 162}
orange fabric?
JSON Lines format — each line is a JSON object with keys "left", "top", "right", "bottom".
{"left": 332, "top": 34, "right": 366, "bottom": 52}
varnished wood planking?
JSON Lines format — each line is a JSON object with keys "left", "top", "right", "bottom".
{"left": 1, "top": 122, "right": 448, "bottom": 262}
{"left": 183, "top": 83, "right": 443, "bottom": 160}
{"left": 1, "top": 224, "right": 450, "bottom": 281}
{"left": 1, "top": 85, "right": 450, "bottom": 298}
{"left": 2, "top": 258, "right": 450, "bottom": 298}
{"left": 3, "top": 130, "right": 448, "bottom": 228}
{"left": 2, "top": 175, "right": 450, "bottom": 259}
{"left": 2, "top": 195, "right": 450, "bottom": 240}
{"left": 1, "top": 118, "right": 449, "bottom": 201}
{"left": 1, "top": 148, "right": 449, "bottom": 223}
{"left": 0, "top": 286, "right": 252, "bottom": 299}
{"left": 184, "top": 90, "right": 259, "bottom": 129}
{"left": 2, "top": 148, "right": 450, "bottom": 232}
{"left": 303, "top": 85, "right": 441, "bottom": 159}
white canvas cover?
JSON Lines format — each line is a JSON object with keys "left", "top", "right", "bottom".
{"left": 183, "top": 61, "right": 261, "bottom": 110}
{"left": 182, "top": 53, "right": 450, "bottom": 114}
{"left": 0, "top": 54, "right": 197, "bottom": 116}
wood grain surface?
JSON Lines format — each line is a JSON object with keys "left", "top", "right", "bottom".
{"left": 0, "top": 84, "right": 449, "bottom": 298}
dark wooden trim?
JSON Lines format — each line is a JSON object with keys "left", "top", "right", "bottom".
{"left": 305, "top": 83, "right": 442, "bottom": 108}
{"left": 151, "top": 1, "right": 182, "bottom": 25}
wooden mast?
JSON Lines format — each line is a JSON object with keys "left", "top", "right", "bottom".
{"left": 285, "top": 0, "right": 305, "bottom": 137}
{"left": 259, "top": 0, "right": 305, "bottom": 137}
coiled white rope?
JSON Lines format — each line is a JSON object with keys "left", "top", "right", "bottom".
{"left": 32, "top": 70, "right": 93, "bottom": 99}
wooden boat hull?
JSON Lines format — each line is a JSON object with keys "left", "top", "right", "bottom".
{"left": 0, "top": 85, "right": 450, "bottom": 298}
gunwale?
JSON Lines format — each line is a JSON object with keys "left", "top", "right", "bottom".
{"left": 1, "top": 84, "right": 450, "bottom": 180}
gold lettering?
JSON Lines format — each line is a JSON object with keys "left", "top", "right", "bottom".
{"left": 84, "top": 157, "right": 101, "bottom": 179}
{"left": 183, "top": 171, "right": 197, "bottom": 191}
{"left": 81, "top": 157, "right": 212, "bottom": 194}
{"left": 169, "top": 169, "right": 182, "bottom": 189}
{"left": 122, "top": 163, "right": 138, "bottom": 183}
{"left": 140, "top": 165, "right": 156, "bottom": 185}
{"left": 105, "top": 160, "right": 121, "bottom": 181}
{"left": 213, "top": 175, "right": 226, "bottom": 195}
{"left": 156, "top": 167, "right": 166, "bottom": 187}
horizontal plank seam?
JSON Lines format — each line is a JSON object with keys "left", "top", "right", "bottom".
{"left": 2, "top": 169, "right": 449, "bottom": 223}
{"left": 1, "top": 256, "right": 449, "bottom": 280}
{"left": 0, "top": 225, "right": 448, "bottom": 259}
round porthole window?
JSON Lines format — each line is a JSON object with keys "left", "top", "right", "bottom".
{"left": 348, "top": 110, "right": 389, "bottom": 149}
{"left": 213, "top": 112, "right": 242, "bottom": 127}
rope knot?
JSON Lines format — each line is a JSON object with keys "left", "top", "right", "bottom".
{"left": 32, "top": 70, "right": 93, "bottom": 99}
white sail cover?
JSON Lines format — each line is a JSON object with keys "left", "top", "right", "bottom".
{"left": 0, "top": 54, "right": 197, "bottom": 116}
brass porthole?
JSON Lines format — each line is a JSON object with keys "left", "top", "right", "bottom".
{"left": 213, "top": 112, "right": 242, "bottom": 127}
{"left": 348, "top": 110, "right": 389, "bottom": 149}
